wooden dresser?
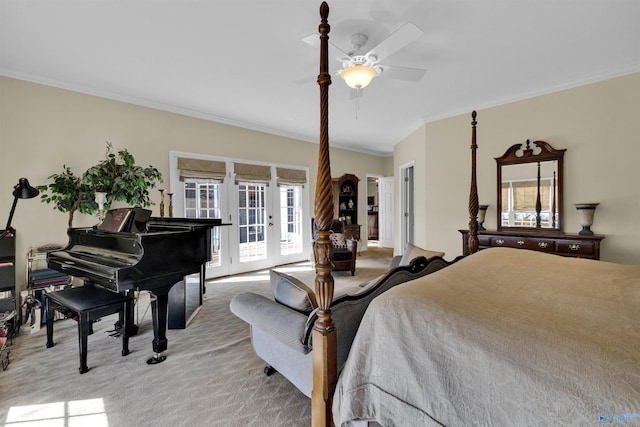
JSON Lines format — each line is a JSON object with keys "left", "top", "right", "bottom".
{"left": 459, "top": 229, "right": 605, "bottom": 260}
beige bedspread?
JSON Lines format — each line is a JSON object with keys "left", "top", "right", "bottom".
{"left": 333, "top": 248, "right": 640, "bottom": 426}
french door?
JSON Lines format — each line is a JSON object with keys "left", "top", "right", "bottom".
{"left": 174, "top": 158, "right": 309, "bottom": 278}
{"left": 228, "top": 183, "right": 306, "bottom": 274}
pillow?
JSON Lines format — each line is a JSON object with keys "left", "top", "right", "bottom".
{"left": 398, "top": 242, "right": 444, "bottom": 266}
{"left": 270, "top": 270, "right": 317, "bottom": 314}
{"left": 330, "top": 232, "right": 346, "bottom": 248}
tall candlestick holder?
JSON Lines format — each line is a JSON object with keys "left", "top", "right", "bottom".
{"left": 168, "top": 193, "right": 174, "bottom": 217}
{"left": 158, "top": 189, "right": 165, "bottom": 217}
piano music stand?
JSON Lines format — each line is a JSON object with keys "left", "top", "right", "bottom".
{"left": 45, "top": 285, "right": 133, "bottom": 374}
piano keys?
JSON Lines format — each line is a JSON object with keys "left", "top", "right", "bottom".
{"left": 47, "top": 208, "right": 225, "bottom": 364}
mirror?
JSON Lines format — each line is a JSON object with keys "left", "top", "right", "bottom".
{"left": 496, "top": 140, "right": 566, "bottom": 232}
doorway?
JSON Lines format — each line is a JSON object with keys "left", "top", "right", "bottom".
{"left": 375, "top": 176, "right": 394, "bottom": 249}
{"left": 400, "top": 163, "right": 415, "bottom": 251}
{"left": 170, "top": 152, "right": 310, "bottom": 278}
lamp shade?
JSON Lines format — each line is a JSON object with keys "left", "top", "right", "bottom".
{"left": 13, "top": 178, "right": 39, "bottom": 199}
{"left": 3, "top": 177, "right": 40, "bottom": 234}
{"left": 340, "top": 64, "right": 378, "bottom": 89}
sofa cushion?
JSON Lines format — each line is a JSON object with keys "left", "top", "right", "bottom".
{"left": 330, "top": 232, "right": 346, "bottom": 248}
{"left": 270, "top": 270, "right": 317, "bottom": 314}
{"left": 332, "top": 247, "right": 353, "bottom": 261}
{"left": 399, "top": 242, "right": 444, "bottom": 266}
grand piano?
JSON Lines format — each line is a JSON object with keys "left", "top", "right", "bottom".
{"left": 47, "top": 207, "right": 224, "bottom": 364}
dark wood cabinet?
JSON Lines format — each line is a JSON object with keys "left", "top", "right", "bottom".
{"left": 459, "top": 229, "right": 604, "bottom": 260}
{"left": 332, "top": 174, "right": 361, "bottom": 241}
{"left": 0, "top": 234, "right": 16, "bottom": 314}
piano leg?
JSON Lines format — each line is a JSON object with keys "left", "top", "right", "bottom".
{"left": 78, "top": 311, "right": 91, "bottom": 374}
{"left": 113, "top": 290, "right": 139, "bottom": 338}
{"left": 45, "top": 297, "right": 55, "bottom": 349}
{"left": 147, "top": 291, "right": 169, "bottom": 364}
{"left": 121, "top": 297, "right": 132, "bottom": 357}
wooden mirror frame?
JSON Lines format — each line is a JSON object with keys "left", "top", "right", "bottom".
{"left": 496, "top": 140, "right": 566, "bottom": 232}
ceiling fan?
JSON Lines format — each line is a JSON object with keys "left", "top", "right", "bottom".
{"left": 303, "top": 21, "right": 427, "bottom": 96}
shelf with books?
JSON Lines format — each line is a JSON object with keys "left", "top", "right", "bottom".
{"left": 24, "top": 246, "right": 71, "bottom": 330}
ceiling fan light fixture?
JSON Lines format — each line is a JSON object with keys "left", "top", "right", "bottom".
{"left": 340, "top": 64, "right": 378, "bottom": 89}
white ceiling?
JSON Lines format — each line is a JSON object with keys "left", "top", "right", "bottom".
{"left": 2, "top": 1, "right": 639, "bottom": 156}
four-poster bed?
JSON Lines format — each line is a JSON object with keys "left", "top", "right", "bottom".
{"left": 310, "top": 3, "right": 639, "bottom": 426}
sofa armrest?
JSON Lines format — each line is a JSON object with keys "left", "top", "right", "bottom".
{"left": 346, "top": 238, "right": 357, "bottom": 254}
{"left": 230, "top": 292, "right": 309, "bottom": 354}
{"left": 389, "top": 255, "right": 402, "bottom": 270}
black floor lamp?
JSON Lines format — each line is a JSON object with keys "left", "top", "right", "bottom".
{"left": 1, "top": 178, "right": 40, "bottom": 241}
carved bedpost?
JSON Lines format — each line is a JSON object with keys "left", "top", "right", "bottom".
{"left": 535, "top": 162, "right": 542, "bottom": 228}
{"left": 468, "top": 111, "right": 479, "bottom": 254}
{"left": 312, "top": 3, "right": 336, "bottom": 427}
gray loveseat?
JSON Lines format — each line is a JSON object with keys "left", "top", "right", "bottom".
{"left": 230, "top": 252, "right": 460, "bottom": 397}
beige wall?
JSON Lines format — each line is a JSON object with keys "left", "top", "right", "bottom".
{"left": 0, "top": 76, "right": 389, "bottom": 290}
{"left": 395, "top": 72, "right": 640, "bottom": 264}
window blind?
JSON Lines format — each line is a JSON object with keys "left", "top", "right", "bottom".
{"left": 276, "top": 167, "right": 307, "bottom": 187}
{"left": 234, "top": 162, "right": 271, "bottom": 185}
{"left": 177, "top": 157, "right": 226, "bottom": 181}
{"left": 512, "top": 180, "right": 550, "bottom": 211}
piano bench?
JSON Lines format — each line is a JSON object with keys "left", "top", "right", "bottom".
{"left": 44, "top": 285, "right": 133, "bottom": 374}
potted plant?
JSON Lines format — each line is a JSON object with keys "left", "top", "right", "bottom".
{"left": 38, "top": 166, "right": 97, "bottom": 227}
{"left": 82, "top": 142, "right": 163, "bottom": 211}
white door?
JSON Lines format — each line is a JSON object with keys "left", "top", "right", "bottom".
{"left": 273, "top": 185, "right": 307, "bottom": 266}
{"left": 228, "top": 182, "right": 273, "bottom": 275}
{"left": 378, "top": 176, "right": 394, "bottom": 248}
{"left": 171, "top": 154, "right": 309, "bottom": 278}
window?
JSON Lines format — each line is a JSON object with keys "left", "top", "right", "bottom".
{"left": 502, "top": 178, "right": 554, "bottom": 227}
{"left": 280, "top": 186, "right": 303, "bottom": 255}
{"left": 238, "top": 183, "right": 267, "bottom": 262}
{"left": 184, "top": 179, "right": 222, "bottom": 266}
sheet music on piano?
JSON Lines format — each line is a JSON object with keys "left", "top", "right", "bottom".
{"left": 98, "top": 208, "right": 151, "bottom": 233}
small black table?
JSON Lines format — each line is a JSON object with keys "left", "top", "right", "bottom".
{"left": 45, "top": 285, "right": 133, "bottom": 374}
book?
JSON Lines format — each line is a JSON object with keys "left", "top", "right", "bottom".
{"left": 98, "top": 208, "right": 134, "bottom": 232}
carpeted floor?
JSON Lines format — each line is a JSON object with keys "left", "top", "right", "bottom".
{"left": 0, "top": 247, "right": 393, "bottom": 427}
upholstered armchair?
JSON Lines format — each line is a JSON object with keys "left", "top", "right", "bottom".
{"left": 312, "top": 218, "right": 357, "bottom": 275}
{"left": 230, "top": 254, "right": 459, "bottom": 398}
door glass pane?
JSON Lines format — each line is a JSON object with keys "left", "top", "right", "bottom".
{"left": 280, "top": 186, "right": 303, "bottom": 255}
{"left": 238, "top": 183, "right": 267, "bottom": 262}
{"left": 184, "top": 179, "right": 221, "bottom": 267}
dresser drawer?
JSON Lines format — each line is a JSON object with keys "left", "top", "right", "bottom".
{"left": 556, "top": 240, "right": 595, "bottom": 256}
{"left": 478, "top": 236, "right": 492, "bottom": 247}
{"left": 460, "top": 230, "right": 604, "bottom": 260}
{"left": 490, "top": 236, "right": 556, "bottom": 252}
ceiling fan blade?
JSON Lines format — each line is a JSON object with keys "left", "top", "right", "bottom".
{"left": 366, "top": 22, "right": 423, "bottom": 63}
{"left": 378, "top": 64, "right": 427, "bottom": 82}
{"left": 302, "top": 33, "right": 319, "bottom": 47}
{"left": 302, "top": 33, "right": 351, "bottom": 58}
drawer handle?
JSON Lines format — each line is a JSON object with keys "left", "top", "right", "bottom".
{"left": 517, "top": 240, "right": 525, "bottom": 246}
{"left": 538, "top": 242, "right": 548, "bottom": 248}
{"left": 496, "top": 239, "right": 504, "bottom": 246}
{"left": 569, "top": 244, "right": 581, "bottom": 251}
